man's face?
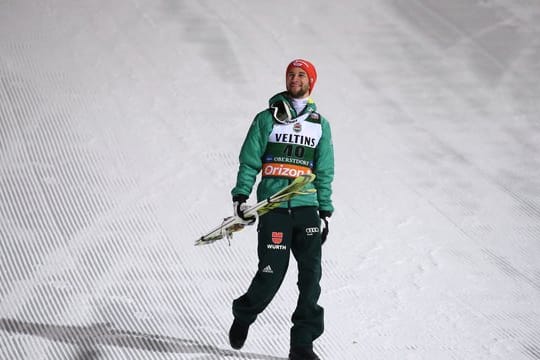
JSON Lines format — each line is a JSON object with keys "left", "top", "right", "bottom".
{"left": 286, "top": 67, "right": 310, "bottom": 99}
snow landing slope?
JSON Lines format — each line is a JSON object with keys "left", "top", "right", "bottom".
{"left": 1, "top": 0, "right": 539, "bottom": 359}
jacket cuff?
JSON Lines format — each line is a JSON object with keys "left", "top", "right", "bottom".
{"left": 232, "top": 194, "right": 249, "bottom": 203}
{"left": 319, "top": 210, "right": 332, "bottom": 218}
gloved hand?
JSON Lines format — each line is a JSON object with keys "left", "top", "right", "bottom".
{"left": 319, "top": 210, "right": 332, "bottom": 245}
{"left": 233, "top": 194, "right": 256, "bottom": 225}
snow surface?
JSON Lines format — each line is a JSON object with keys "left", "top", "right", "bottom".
{"left": 1, "top": 0, "right": 540, "bottom": 359}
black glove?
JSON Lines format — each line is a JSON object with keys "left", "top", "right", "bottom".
{"left": 319, "top": 210, "right": 332, "bottom": 245}
{"left": 233, "top": 194, "right": 256, "bottom": 225}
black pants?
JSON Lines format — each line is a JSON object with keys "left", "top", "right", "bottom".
{"left": 232, "top": 206, "right": 324, "bottom": 347}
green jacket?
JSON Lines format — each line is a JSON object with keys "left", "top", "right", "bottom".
{"left": 231, "top": 92, "right": 334, "bottom": 213}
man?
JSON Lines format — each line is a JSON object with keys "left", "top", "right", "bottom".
{"left": 229, "top": 59, "right": 334, "bottom": 360}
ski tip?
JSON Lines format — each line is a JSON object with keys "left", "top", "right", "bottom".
{"left": 195, "top": 235, "right": 222, "bottom": 246}
{"left": 195, "top": 238, "right": 211, "bottom": 246}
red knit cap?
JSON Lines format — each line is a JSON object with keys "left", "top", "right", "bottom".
{"left": 286, "top": 59, "right": 317, "bottom": 93}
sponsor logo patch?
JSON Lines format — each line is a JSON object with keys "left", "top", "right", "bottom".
{"left": 306, "top": 227, "right": 319, "bottom": 236}
{"left": 267, "top": 244, "right": 287, "bottom": 250}
{"left": 262, "top": 163, "right": 311, "bottom": 178}
{"left": 272, "top": 231, "right": 283, "bottom": 244}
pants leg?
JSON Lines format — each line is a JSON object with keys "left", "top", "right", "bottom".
{"left": 290, "top": 207, "right": 324, "bottom": 346}
{"left": 232, "top": 210, "right": 292, "bottom": 325}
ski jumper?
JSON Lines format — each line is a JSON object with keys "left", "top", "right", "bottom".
{"left": 231, "top": 92, "right": 334, "bottom": 347}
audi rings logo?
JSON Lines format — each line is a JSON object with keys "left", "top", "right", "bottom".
{"left": 305, "top": 227, "right": 319, "bottom": 235}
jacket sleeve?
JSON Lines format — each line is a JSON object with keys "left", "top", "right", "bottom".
{"left": 314, "top": 117, "right": 335, "bottom": 213}
{"left": 231, "top": 112, "right": 268, "bottom": 199}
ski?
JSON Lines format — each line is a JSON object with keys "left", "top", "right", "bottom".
{"left": 195, "top": 174, "right": 316, "bottom": 246}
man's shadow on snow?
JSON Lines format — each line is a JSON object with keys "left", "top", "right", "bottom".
{"left": 0, "top": 318, "right": 286, "bottom": 360}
